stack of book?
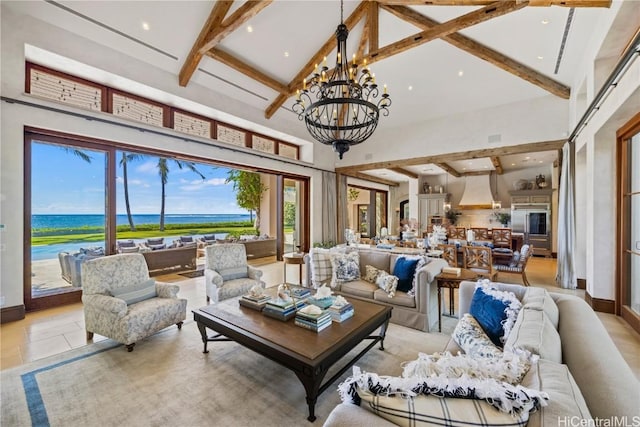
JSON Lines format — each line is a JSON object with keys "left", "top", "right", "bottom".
{"left": 290, "top": 288, "right": 311, "bottom": 299}
{"left": 238, "top": 293, "right": 271, "bottom": 311}
{"left": 307, "top": 296, "right": 335, "bottom": 310}
{"left": 262, "top": 298, "right": 307, "bottom": 321}
{"left": 294, "top": 309, "right": 332, "bottom": 332}
{"left": 327, "top": 302, "right": 354, "bottom": 323}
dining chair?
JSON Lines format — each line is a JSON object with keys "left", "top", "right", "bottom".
{"left": 462, "top": 245, "right": 497, "bottom": 280}
{"left": 438, "top": 244, "right": 459, "bottom": 267}
{"left": 449, "top": 227, "right": 466, "bottom": 240}
{"left": 492, "top": 228, "right": 513, "bottom": 249}
{"left": 470, "top": 227, "right": 490, "bottom": 241}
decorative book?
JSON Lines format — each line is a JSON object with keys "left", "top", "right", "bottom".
{"left": 307, "top": 296, "right": 336, "bottom": 309}
{"left": 239, "top": 298, "right": 267, "bottom": 311}
{"left": 442, "top": 267, "right": 461, "bottom": 276}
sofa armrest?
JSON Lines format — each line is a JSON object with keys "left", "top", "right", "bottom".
{"left": 322, "top": 403, "right": 397, "bottom": 427}
{"left": 81, "top": 294, "right": 127, "bottom": 317}
{"left": 247, "top": 266, "right": 263, "bottom": 280}
{"left": 413, "top": 259, "right": 448, "bottom": 311}
{"left": 156, "top": 282, "right": 180, "bottom": 298}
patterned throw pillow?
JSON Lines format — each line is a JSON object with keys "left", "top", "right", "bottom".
{"left": 330, "top": 251, "right": 360, "bottom": 285}
{"left": 309, "top": 248, "right": 334, "bottom": 287}
{"left": 452, "top": 313, "right": 504, "bottom": 358}
{"left": 375, "top": 271, "right": 399, "bottom": 297}
{"left": 338, "top": 367, "right": 548, "bottom": 427}
{"left": 363, "top": 265, "right": 382, "bottom": 283}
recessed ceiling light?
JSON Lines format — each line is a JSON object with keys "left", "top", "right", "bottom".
{"left": 462, "top": 167, "right": 467, "bottom": 171}
{"left": 458, "top": 70, "right": 464, "bottom": 77}
{"left": 539, "top": 160, "right": 544, "bottom": 163}
{"left": 525, "top": 156, "right": 531, "bottom": 160}
{"left": 511, "top": 163, "right": 516, "bottom": 166}
{"left": 541, "top": 19, "right": 549, "bottom": 25}
{"left": 284, "top": 51, "right": 289, "bottom": 58}
{"left": 142, "top": 22, "right": 150, "bottom": 31}
{"left": 408, "top": 85, "right": 413, "bottom": 91}
{"left": 247, "top": 25, "right": 253, "bottom": 33}
{"left": 537, "top": 56, "right": 544, "bottom": 60}
{"left": 484, "top": 166, "right": 489, "bottom": 168}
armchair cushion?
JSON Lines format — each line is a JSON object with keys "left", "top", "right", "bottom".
{"left": 82, "top": 294, "right": 128, "bottom": 317}
{"left": 111, "top": 278, "right": 157, "bottom": 305}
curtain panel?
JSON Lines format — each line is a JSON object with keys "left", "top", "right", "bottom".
{"left": 556, "top": 142, "right": 577, "bottom": 289}
{"left": 321, "top": 171, "right": 338, "bottom": 245}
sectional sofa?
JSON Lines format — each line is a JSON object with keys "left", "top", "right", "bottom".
{"left": 323, "top": 281, "right": 639, "bottom": 426}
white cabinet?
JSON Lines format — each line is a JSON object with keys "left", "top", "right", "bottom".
{"left": 418, "top": 194, "right": 449, "bottom": 231}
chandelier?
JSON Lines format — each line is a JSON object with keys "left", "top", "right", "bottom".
{"left": 292, "top": 0, "right": 391, "bottom": 159}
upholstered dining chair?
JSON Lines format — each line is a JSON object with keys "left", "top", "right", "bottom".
{"left": 204, "top": 243, "right": 265, "bottom": 303}
{"left": 462, "top": 245, "right": 498, "bottom": 280}
{"left": 81, "top": 253, "right": 187, "bottom": 352}
{"left": 494, "top": 244, "right": 533, "bottom": 286}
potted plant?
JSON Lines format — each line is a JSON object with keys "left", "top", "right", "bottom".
{"left": 445, "top": 209, "right": 461, "bottom": 225}
{"left": 494, "top": 212, "right": 511, "bottom": 227}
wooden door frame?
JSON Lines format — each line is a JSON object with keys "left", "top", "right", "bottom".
{"left": 616, "top": 112, "right": 640, "bottom": 334}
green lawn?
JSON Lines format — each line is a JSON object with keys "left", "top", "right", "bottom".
{"left": 31, "top": 222, "right": 295, "bottom": 246}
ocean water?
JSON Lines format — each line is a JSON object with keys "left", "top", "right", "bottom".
{"left": 32, "top": 214, "right": 251, "bottom": 229}
{"left": 31, "top": 213, "right": 251, "bottom": 261}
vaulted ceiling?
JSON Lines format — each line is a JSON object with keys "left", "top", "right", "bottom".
{"left": 6, "top": 0, "right": 631, "bottom": 185}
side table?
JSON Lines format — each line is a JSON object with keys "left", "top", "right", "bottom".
{"left": 435, "top": 269, "right": 478, "bottom": 332}
{"left": 283, "top": 252, "right": 306, "bottom": 285}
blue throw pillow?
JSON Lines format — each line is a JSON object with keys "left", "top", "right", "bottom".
{"left": 469, "top": 287, "right": 508, "bottom": 346}
{"left": 393, "top": 257, "right": 419, "bottom": 293}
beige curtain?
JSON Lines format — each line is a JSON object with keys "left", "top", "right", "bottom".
{"left": 321, "top": 171, "right": 338, "bottom": 245}
{"left": 337, "top": 174, "right": 348, "bottom": 243}
{"left": 556, "top": 142, "right": 577, "bottom": 289}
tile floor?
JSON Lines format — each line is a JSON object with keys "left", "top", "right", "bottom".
{"left": 2, "top": 256, "right": 639, "bottom": 380}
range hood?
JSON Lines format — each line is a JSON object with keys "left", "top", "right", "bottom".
{"left": 458, "top": 174, "right": 496, "bottom": 210}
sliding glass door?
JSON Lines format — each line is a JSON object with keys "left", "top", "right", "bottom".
{"left": 281, "top": 177, "right": 308, "bottom": 256}
{"left": 26, "top": 134, "right": 110, "bottom": 310}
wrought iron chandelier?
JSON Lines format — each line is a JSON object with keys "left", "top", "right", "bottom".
{"left": 292, "top": 0, "right": 391, "bottom": 159}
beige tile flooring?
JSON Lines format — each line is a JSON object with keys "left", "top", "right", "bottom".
{"left": 2, "top": 256, "right": 639, "bottom": 380}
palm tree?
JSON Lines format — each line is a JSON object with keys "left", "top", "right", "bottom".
{"left": 62, "top": 147, "right": 92, "bottom": 163}
{"left": 157, "top": 158, "right": 205, "bottom": 231}
{"left": 119, "top": 152, "right": 145, "bottom": 231}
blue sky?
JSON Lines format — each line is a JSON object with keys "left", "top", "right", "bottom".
{"left": 31, "top": 142, "right": 244, "bottom": 214}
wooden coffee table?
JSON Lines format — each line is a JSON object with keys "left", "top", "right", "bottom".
{"left": 192, "top": 292, "right": 392, "bottom": 422}
{"left": 435, "top": 268, "right": 479, "bottom": 332}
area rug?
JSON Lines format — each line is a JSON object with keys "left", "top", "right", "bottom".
{"left": 1, "top": 318, "right": 457, "bottom": 427}
{"left": 178, "top": 269, "right": 204, "bottom": 278}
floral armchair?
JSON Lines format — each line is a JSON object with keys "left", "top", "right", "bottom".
{"left": 204, "top": 243, "right": 265, "bottom": 303}
{"left": 81, "top": 253, "right": 187, "bottom": 352}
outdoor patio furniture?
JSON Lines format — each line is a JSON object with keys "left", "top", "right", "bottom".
{"left": 141, "top": 245, "right": 197, "bottom": 276}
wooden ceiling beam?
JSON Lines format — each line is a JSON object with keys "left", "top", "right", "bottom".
{"left": 381, "top": 4, "right": 570, "bottom": 98}
{"left": 347, "top": 171, "right": 401, "bottom": 187}
{"left": 490, "top": 156, "right": 504, "bottom": 174}
{"left": 205, "top": 48, "right": 287, "bottom": 93}
{"left": 198, "top": 1, "right": 273, "bottom": 55}
{"left": 375, "top": 0, "right": 611, "bottom": 7}
{"left": 434, "top": 162, "right": 461, "bottom": 177}
{"left": 363, "top": 1, "right": 527, "bottom": 65}
{"left": 179, "top": 1, "right": 233, "bottom": 87}
{"left": 335, "top": 139, "right": 566, "bottom": 173}
{"left": 463, "top": 170, "right": 492, "bottom": 176}
{"left": 265, "top": 1, "right": 369, "bottom": 119}
{"left": 389, "top": 167, "right": 419, "bottom": 179}
{"left": 368, "top": 2, "right": 379, "bottom": 53}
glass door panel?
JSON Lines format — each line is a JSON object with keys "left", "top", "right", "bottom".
{"left": 29, "top": 140, "right": 107, "bottom": 308}
{"left": 283, "top": 178, "right": 306, "bottom": 254}
{"left": 629, "top": 134, "right": 639, "bottom": 315}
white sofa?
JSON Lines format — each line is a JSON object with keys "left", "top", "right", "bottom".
{"left": 323, "top": 281, "right": 639, "bottom": 426}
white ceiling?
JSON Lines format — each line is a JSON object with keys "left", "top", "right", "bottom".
{"left": 2, "top": 0, "right": 625, "bottom": 182}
